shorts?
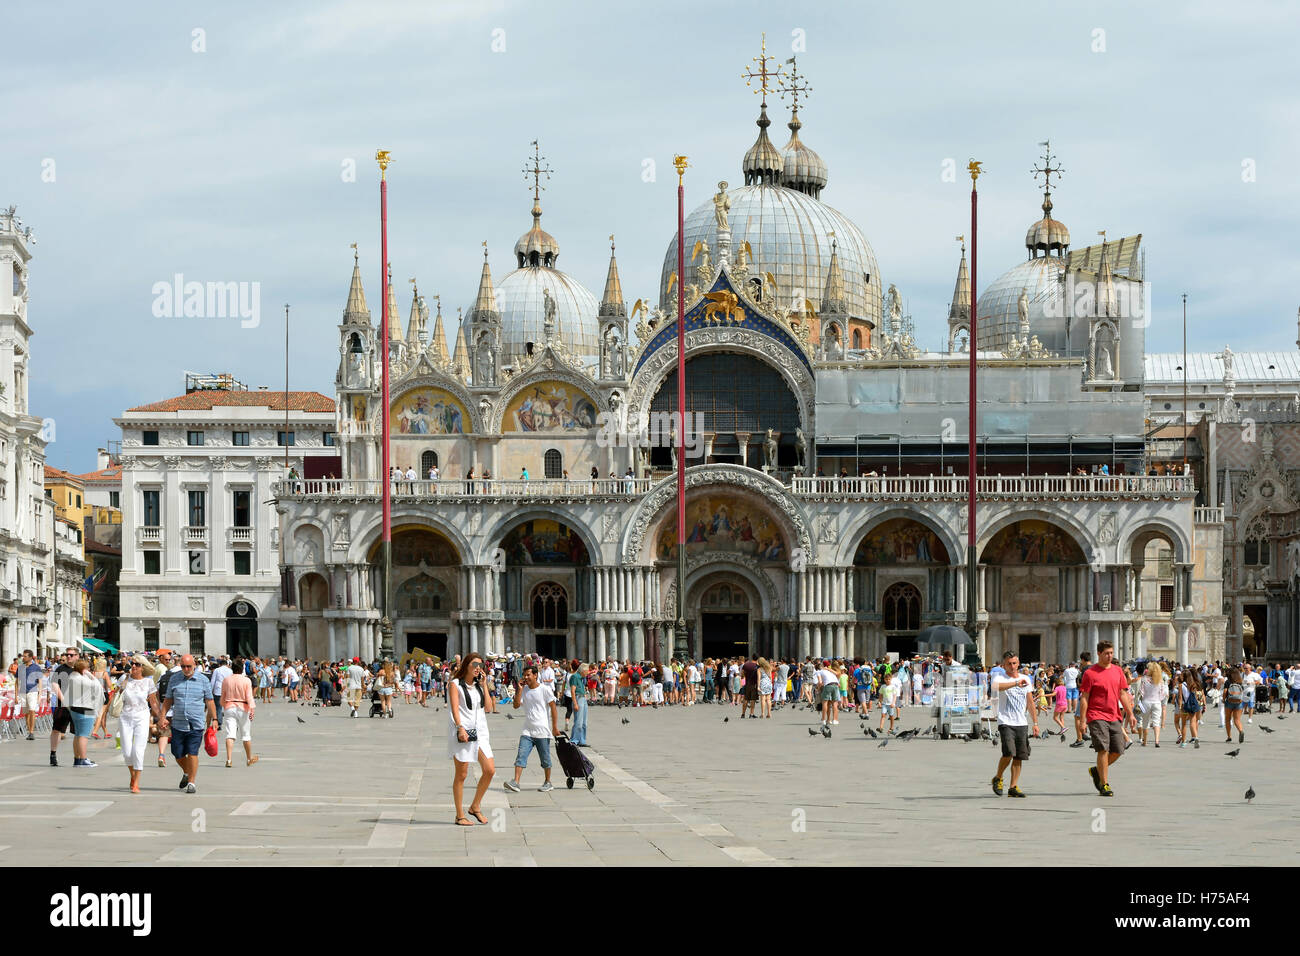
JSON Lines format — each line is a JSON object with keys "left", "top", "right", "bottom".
{"left": 820, "top": 686, "right": 840, "bottom": 703}
{"left": 222, "top": 707, "right": 252, "bottom": 742}
{"left": 70, "top": 709, "right": 95, "bottom": 738}
{"left": 170, "top": 728, "right": 204, "bottom": 758}
{"left": 1066, "top": 688, "right": 1079, "bottom": 701}
{"left": 380, "top": 687, "right": 394, "bottom": 697}
{"left": 744, "top": 684, "right": 759, "bottom": 702}
{"left": 1224, "top": 701, "right": 1242, "bottom": 711}
{"left": 24, "top": 690, "right": 39, "bottom": 712}
{"left": 1139, "top": 702, "right": 1162, "bottom": 728}
{"left": 881, "top": 703, "right": 897, "bottom": 717}
{"left": 998, "top": 723, "right": 1031, "bottom": 760}
{"left": 52, "top": 706, "right": 73, "bottom": 734}
{"left": 514, "top": 736, "right": 552, "bottom": 770}
{"left": 855, "top": 688, "right": 870, "bottom": 704}
{"left": 1088, "top": 719, "right": 1125, "bottom": 755}
{"left": 421, "top": 681, "right": 433, "bottom": 692}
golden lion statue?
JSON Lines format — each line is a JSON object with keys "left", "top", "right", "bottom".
{"left": 702, "top": 290, "right": 744, "bottom": 326}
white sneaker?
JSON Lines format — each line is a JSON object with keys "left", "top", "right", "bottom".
{"left": 1247, "top": 717, "right": 1253, "bottom": 724}
{"left": 832, "top": 720, "right": 839, "bottom": 725}
{"left": 185, "top": 782, "right": 196, "bottom": 794}
{"left": 503, "top": 780, "right": 520, "bottom": 792}
{"left": 538, "top": 781, "right": 554, "bottom": 792}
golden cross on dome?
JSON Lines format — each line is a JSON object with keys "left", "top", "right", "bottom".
{"left": 742, "top": 33, "right": 783, "bottom": 105}
{"left": 1032, "top": 140, "right": 1064, "bottom": 194}
{"left": 779, "top": 55, "right": 811, "bottom": 112}
{"left": 522, "top": 139, "right": 553, "bottom": 204}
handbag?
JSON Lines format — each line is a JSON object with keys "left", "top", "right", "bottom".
{"left": 203, "top": 725, "right": 219, "bottom": 757}
{"left": 110, "top": 685, "right": 125, "bottom": 718}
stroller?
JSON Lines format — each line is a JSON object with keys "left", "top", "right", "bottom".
{"left": 554, "top": 732, "right": 595, "bottom": 790}
{"left": 368, "top": 688, "right": 387, "bottom": 718}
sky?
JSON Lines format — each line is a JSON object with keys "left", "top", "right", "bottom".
{"left": 5, "top": 0, "right": 1299, "bottom": 472}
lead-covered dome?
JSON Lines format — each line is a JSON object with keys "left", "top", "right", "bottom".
{"left": 659, "top": 183, "right": 881, "bottom": 325}
{"left": 975, "top": 256, "right": 1068, "bottom": 352}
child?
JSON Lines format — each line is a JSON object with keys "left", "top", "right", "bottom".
{"left": 878, "top": 670, "right": 899, "bottom": 734}
{"left": 1051, "top": 677, "right": 1068, "bottom": 734}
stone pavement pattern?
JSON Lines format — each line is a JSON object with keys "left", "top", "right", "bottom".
{"left": 0, "top": 697, "right": 1294, "bottom": 865}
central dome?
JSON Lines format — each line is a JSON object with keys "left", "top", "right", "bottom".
{"left": 659, "top": 183, "right": 881, "bottom": 325}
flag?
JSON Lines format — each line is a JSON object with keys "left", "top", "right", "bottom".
{"left": 82, "top": 565, "right": 107, "bottom": 593}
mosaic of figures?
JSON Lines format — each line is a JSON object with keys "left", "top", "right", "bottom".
{"left": 982, "top": 520, "right": 1084, "bottom": 565}
{"left": 502, "top": 519, "right": 590, "bottom": 565}
{"left": 504, "top": 382, "right": 598, "bottom": 432}
{"left": 658, "top": 494, "right": 787, "bottom": 562}
{"left": 384, "top": 527, "right": 460, "bottom": 566}
{"left": 389, "top": 388, "right": 468, "bottom": 435}
{"left": 853, "top": 518, "right": 950, "bottom": 565}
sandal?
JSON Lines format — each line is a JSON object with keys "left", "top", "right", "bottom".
{"left": 226, "top": 758, "right": 233, "bottom": 768}
{"left": 247, "top": 755, "right": 259, "bottom": 766}
{"left": 157, "top": 756, "right": 166, "bottom": 767}
{"left": 468, "top": 808, "right": 488, "bottom": 824}
{"left": 455, "top": 816, "right": 474, "bottom": 826}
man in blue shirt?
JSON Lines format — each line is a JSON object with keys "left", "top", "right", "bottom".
{"left": 161, "top": 654, "right": 216, "bottom": 794}
{"left": 417, "top": 659, "right": 433, "bottom": 707}
{"left": 19, "top": 649, "right": 43, "bottom": 740}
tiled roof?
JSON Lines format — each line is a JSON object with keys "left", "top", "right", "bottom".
{"left": 1145, "top": 352, "right": 1300, "bottom": 384}
{"left": 78, "top": 464, "right": 123, "bottom": 483}
{"left": 126, "top": 390, "right": 336, "bottom": 413}
{"left": 44, "top": 465, "right": 84, "bottom": 485}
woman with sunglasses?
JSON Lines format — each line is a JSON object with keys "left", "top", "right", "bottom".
{"left": 448, "top": 652, "right": 496, "bottom": 826}
{"left": 116, "top": 656, "right": 165, "bottom": 792}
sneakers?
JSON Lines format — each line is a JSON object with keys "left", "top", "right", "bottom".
{"left": 991, "top": 775, "right": 1004, "bottom": 796}
{"left": 1193, "top": 738, "right": 1200, "bottom": 749}
{"left": 503, "top": 780, "right": 521, "bottom": 793}
{"left": 185, "top": 782, "right": 196, "bottom": 794}
{"left": 1248, "top": 717, "right": 1253, "bottom": 724}
{"left": 49, "top": 752, "right": 58, "bottom": 766}
{"left": 1099, "top": 784, "right": 1114, "bottom": 797}
{"left": 1239, "top": 731, "right": 1245, "bottom": 743}
{"left": 350, "top": 708, "right": 357, "bottom": 718}
{"left": 538, "top": 781, "right": 554, "bottom": 792}
{"left": 73, "top": 758, "right": 97, "bottom": 768}
{"left": 26, "top": 733, "right": 34, "bottom": 741}
{"left": 179, "top": 774, "right": 189, "bottom": 790}
{"left": 1089, "top": 766, "right": 1104, "bottom": 794}
{"left": 1007, "top": 786, "right": 1026, "bottom": 798}
{"left": 1070, "top": 740, "right": 1087, "bottom": 748}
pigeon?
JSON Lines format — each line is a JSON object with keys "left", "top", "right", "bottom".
{"left": 808, "top": 727, "right": 818, "bottom": 737}
{"left": 1059, "top": 733, "right": 1065, "bottom": 743}
{"left": 1277, "top": 715, "right": 1287, "bottom": 720}
{"left": 821, "top": 725, "right": 832, "bottom": 738}
{"left": 877, "top": 739, "right": 888, "bottom": 748}
{"left": 296, "top": 716, "right": 305, "bottom": 724}
{"left": 866, "top": 728, "right": 878, "bottom": 739}
{"left": 723, "top": 717, "right": 729, "bottom": 723}
{"left": 621, "top": 718, "right": 630, "bottom": 725}
{"left": 1245, "top": 785, "right": 1255, "bottom": 803}
{"left": 1225, "top": 749, "right": 1241, "bottom": 758}
{"left": 1261, "top": 726, "right": 1275, "bottom": 734}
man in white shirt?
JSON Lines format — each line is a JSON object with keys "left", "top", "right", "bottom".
{"left": 1288, "top": 663, "right": 1300, "bottom": 713}
{"left": 428, "top": 464, "right": 439, "bottom": 481}
{"left": 817, "top": 660, "right": 840, "bottom": 727}
{"left": 1241, "top": 664, "right": 1261, "bottom": 723}
{"left": 990, "top": 652, "right": 1038, "bottom": 798}
{"left": 283, "top": 662, "right": 299, "bottom": 703}
{"left": 346, "top": 658, "right": 368, "bottom": 717}
{"left": 504, "top": 664, "right": 560, "bottom": 793}
{"left": 539, "top": 659, "right": 556, "bottom": 695}
{"left": 775, "top": 661, "right": 789, "bottom": 705}
{"left": 404, "top": 465, "right": 417, "bottom": 493}
{"left": 210, "top": 657, "right": 233, "bottom": 713}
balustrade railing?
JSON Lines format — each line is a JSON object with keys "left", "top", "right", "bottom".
{"left": 275, "top": 478, "right": 655, "bottom": 499}
{"left": 791, "top": 474, "right": 1196, "bottom": 499}
{"left": 1193, "top": 507, "right": 1224, "bottom": 524}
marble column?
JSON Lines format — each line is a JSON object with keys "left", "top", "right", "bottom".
{"left": 1177, "top": 626, "right": 1189, "bottom": 664}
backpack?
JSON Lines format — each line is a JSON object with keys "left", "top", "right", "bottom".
{"left": 1184, "top": 687, "right": 1202, "bottom": 713}
{"left": 1226, "top": 682, "right": 1243, "bottom": 706}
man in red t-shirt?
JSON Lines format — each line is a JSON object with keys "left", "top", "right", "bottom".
{"left": 1078, "top": 640, "right": 1133, "bottom": 797}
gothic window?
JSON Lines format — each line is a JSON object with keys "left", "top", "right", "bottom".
{"left": 544, "top": 449, "right": 562, "bottom": 479}
{"left": 882, "top": 581, "right": 921, "bottom": 632}
{"left": 852, "top": 329, "right": 862, "bottom": 349}
{"left": 348, "top": 333, "right": 363, "bottom": 354}
{"left": 421, "top": 450, "right": 438, "bottom": 474}
{"left": 398, "top": 574, "right": 450, "bottom": 613}
{"left": 1245, "top": 518, "right": 1269, "bottom": 567}
{"left": 532, "top": 582, "right": 568, "bottom": 630}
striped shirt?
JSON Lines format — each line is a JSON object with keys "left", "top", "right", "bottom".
{"left": 164, "top": 671, "right": 213, "bottom": 731}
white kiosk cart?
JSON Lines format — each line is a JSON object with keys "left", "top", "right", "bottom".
{"left": 933, "top": 664, "right": 987, "bottom": 739}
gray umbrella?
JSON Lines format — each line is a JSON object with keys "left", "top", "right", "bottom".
{"left": 915, "top": 625, "right": 972, "bottom": 648}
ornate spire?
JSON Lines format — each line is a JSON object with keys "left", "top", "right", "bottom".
{"left": 778, "top": 55, "right": 826, "bottom": 198}
{"left": 469, "top": 244, "right": 500, "bottom": 324}
{"left": 343, "top": 243, "right": 370, "bottom": 325}
{"left": 600, "top": 235, "right": 626, "bottom": 317}
{"left": 1095, "top": 232, "right": 1115, "bottom": 318}
{"left": 429, "top": 296, "right": 449, "bottom": 365}
{"left": 1026, "top": 140, "right": 1070, "bottom": 257}
{"left": 741, "top": 34, "right": 785, "bottom": 186}
{"left": 406, "top": 278, "right": 423, "bottom": 344}
{"left": 949, "top": 237, "right": 970, "bottom": 323}
{"left": 386, "top": 268, "right": 403, "bottom": 343}
{"left": 452, "top": 308, "right": 470, "bottom": 380}
{"left": 516, "top": 140, "right": 560, "bottom": 267}
{"left": 820, "top": 237, "right": 847, "bottom": 314}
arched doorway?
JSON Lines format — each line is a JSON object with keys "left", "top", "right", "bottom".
{"left": 297, "top": 573, "right": 330, "bottom": 661}
{"left": 368, "top": 525, "right": 460, "bottom": 658}
{"left": 1127, "top": 524, "right": 1187, "bottom": 657}
{"left": 881, "top": 581, "right": 921, "bottom": 655}
{"left": 853, "top": 517, "right": 951, "bottom": 657}
{"left": 531, "top": 582, "right": 569, "bottom": 659}
{"left": 981, "top": 518, "right": 1087, "bottom": 662}
{"left": 226, "top": 600, "right": 258, "bottom": 658}
{"left": 697, "top": 580, "right": 752, "bottom": 660}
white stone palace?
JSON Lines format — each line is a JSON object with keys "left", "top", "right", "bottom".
{"left": 249, "top": 50, "right": 1235, "bottom": 668}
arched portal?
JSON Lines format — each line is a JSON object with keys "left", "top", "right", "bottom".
{"left": 496, "top": 517, "right": 591, "bottom": 659}
{"left": 980, "top": 518, "right": 1087, "bottom": 663}
{"left": 226, "top": 599, "right": 258, "bottom": 659}
{"left": 649, "top": 352, "right": 800, "bottom": 468}
{"left": 882, "top": 581, "right": 921, "bottom": 656}
{"left": 693, "top": 576, "right": 755, "bottom": 661}
{"left": 297, "top": 572, "right": 330, "bottom": 661}
{"left": 531, "top": 582, "right": 569, "bottom": 660}
{"left": 366, "top": 525, "right": 460, "bottom": 659}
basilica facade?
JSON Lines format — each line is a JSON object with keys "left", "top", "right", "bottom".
{"left": 271, "top": 54, "right": 1227, "bottom": 668}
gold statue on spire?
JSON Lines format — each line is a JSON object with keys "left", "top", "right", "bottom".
{"left": 375, "top": 149, "right": 392, "bottom": 179}
{"left": 968, "top": 159, "right": 984, "bottom": 184}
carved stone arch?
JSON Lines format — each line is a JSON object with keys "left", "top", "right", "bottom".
{"left": 977, "top": 506, "right": 1096, "bottom": 564}
{"left": 286, "top": 516, "right": 331, "bottom": 555}
{"left": 626, "top": 329, "right": 815, "bottom": 440}
{"left": 352, "top": 511, "right": 471, "bottom": 567}
{"left": 224, "top": 594, "right": 265, "bottom": 618}
{"left": 480, "top": 507, "right": 601, "bottom": 568}
{"left": 489, "top": 365, "right": 606, "bottom": 433}
{"left": 620, "top": 463, "right": 811, "bottom": 565}
{"left": 389, "top": 371, "right": 484, "bottom": 433}
{"left": 1117, "top": 517, "right": 1193, "bottom": 567}
{"left": 836, "top": 508, "right": 963, "bottom": 568}
{"left": 667, "top": 551, "right": 782, "bottom": 621}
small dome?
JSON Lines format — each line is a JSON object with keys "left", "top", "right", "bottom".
{"left": 1025, "top": 194, "right": 1070, "bottom": 256}
{"left": 742, "top": 106, "right": 785, "bottom": 186}
{"left": 782, "top": 117, "right": 827, "bottom": 198}
{"left": 975, "top": 256, "right": 1068, "bottom": 352}
{"left": 465, "top": 266, "right": 600, "bottom": 362}
{"left": 514, "top": 202, "right": 561, "bottom": 268}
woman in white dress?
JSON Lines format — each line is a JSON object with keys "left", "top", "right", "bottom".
{"left": 448, "top": 652, "right": 496, "bottom": 826}
{"left": 116, "top": 656, "right": 165, "bottom": 793}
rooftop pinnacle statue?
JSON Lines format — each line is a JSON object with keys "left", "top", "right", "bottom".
{"left": 713, "top": 182, "right": 730, "bottom": 231}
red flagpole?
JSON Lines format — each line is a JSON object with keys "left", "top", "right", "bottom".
{"left": 674, "top": 156, "right": 689, "bottom": 662}
{"left": 377, "top": 150, "right": 393, "bottom": 657}
{"left": 966, "top": 160, "right": 982, "bottom": 656}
